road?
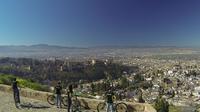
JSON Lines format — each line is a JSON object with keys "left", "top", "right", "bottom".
{"left": 0, "top": 91, "right": 94, "bottom": 112}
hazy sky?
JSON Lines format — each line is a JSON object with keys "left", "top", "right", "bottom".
{"left": 0, "top": 0, "right": 200, "bottom": 47}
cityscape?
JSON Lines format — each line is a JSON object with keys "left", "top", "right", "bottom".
{"left": 0, "top": 46, "right": 200, "bottom": 111}
{"left": 1, "top": 0, "right": 200, "bottom": 112}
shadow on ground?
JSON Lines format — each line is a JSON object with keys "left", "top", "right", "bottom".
{"left": 20, "top": 102, "right": 50, "bottom": 109}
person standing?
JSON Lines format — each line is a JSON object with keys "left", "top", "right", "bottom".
{"left": 67, "top": 84, "right": 73, "bottom": 112}
{"left": 67, "top": 89, "right": 72, "bottom": 112}
{"left": 55, "top": 81, "right": 62, "bottom": 108}
{"left": 12, "top": 78, "right": 21, "bottom": 108}
{"left": 68, "top": 84, "right": 73, "bottom": 94}
{"left": 106, "top": 89, "right": 114, "bottom": 112}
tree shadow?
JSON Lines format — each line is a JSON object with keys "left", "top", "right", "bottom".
{"left": 20, "top": 102, "right": 51, "bottom": 109}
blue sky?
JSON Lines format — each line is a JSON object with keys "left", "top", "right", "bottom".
{"left": 0, "top": 0, "right": 200, "bottom": 47}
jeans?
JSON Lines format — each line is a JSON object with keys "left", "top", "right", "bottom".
{"left": 13, "top": 89, "right": 20, "bottom": 108}
{"left": 56, "top": 94, "right": 61, "bottom": 108}
{"left": 68, "top": 99, "right": 72, "bottom": 112}
{"left": 106, "top": 103, "right": 114, "bottom": 112}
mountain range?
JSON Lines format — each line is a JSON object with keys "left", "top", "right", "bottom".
{"left": 0, "top": 44, "right": 197, "bottom": 59}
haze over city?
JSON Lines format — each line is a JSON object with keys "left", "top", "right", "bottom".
{"left": 2, "top": 1, "right": 200, "bottom": 112}
{"left": 1, "top": 0, "right": 200, "bottom": 47}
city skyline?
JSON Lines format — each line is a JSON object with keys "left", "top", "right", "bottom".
{"left": 1, "top": 0, "right": 200, "bottom": 47}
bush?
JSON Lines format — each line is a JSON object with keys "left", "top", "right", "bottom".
{"left": 0, "top": 73, "right": 50, "bottom": 92}
{"left": 154, "top": 96, "right": 169, "bottom": 112}
{"left": 0, "top": 74, "right": 15, "bottom": 85}
{"left": 18, "top": 79, "right": 50, "bottom": 92}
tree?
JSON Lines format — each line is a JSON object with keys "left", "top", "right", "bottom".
{"left": 154, "top": 96, "right": 169, "bottom": 112}
{"left": 91, "top": 83, "right": 95, "bottom": 94}
{"left": 134, "top": 74, "right": 144, "bottom": 83}
{"left": 120, "top": 77, "right": 129, "bottom": 88}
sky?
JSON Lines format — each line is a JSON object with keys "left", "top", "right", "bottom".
{"left": 0, "top": 0, "right": 200, "bottom": 47}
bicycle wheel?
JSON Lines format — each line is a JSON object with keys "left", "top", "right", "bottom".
{"left": 62, "top": 96, "right": 68, "bottom": 106}
{"left": 116, "top": 103, "right": 128, "bottom": 112}
{"left": 47, "top": 95, "right": 56, "bottom": 105}
{"left": 72, "top": 100, "right": 84, "bottom": 112}
{"left": 72, "top": 104, "right": 84, "bottom": 112}
{"left": 97, "top": 102, "right": 106, "bottom": 112}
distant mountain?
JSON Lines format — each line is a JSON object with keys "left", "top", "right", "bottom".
{"left": 0, "top": 44, "right": 197, "bottom": 59}
{"left": 91, "top": 45, "right": 179, "bottom": 49}
{"left": 29, "top": 44, "right": 86, "bottom": 49}
{"left": 0, "top": 44, "right": 88, "bottom": 59}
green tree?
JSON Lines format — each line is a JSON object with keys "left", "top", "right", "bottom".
{"left": 91, "top": 83, "right": 95, "bottom": 94}
{"left": 154, "top": 96, "right": 169, "bottom": 112}
{"left": 134, "top": 74, "right": 144, "bottom": 83}
{"left": 120, "top": 77, "right": 129, "bottom": 88}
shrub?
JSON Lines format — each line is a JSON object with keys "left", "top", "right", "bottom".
{"left": 154, "top": 96, "right": 169, "bottom": 112}
{"left": 0, "top": 73, "right": 50, "bottom": 92}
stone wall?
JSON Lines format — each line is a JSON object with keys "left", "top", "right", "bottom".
{"left": 78, "top": 97, "right": 156, "bottom": 112}
{"left": 0, "top": 84, "right": 156, "bottom": 112}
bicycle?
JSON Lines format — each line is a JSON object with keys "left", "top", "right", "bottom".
{"left": 71, "top": 94, "right": 84, "bottom": 112}
{"left": 97, "top": 101, "right": 128, "bottom": 112}
{"left": 47, "top": 94, "right": 68, "bottom": 106}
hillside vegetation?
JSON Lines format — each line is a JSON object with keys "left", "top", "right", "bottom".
{"left": 0, "top": 74, "right": 50, "bottom": 92}
{"left": 0, "top": 57, "right": 138, "bottom": 87}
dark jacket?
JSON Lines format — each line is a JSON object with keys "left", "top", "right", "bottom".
{"left": 106, "top": 91, "right": 114, "bottom": 103}
{"left": 12, "top": 81, "right": 19, "bottom": 90}
{"left": 55, "top": 85, "right": 62, "bottom": 95}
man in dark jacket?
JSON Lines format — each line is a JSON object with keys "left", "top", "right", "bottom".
{"left": 12, "top": 78, "right": 21, "bottom": 108}
{"left": 55, "top": 81, "right": 62, "bottom": 108}
{"left": 106, "top": 89, "right": 115, "bottom": 112}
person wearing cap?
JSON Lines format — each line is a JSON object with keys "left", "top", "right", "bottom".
{"left": 54, "top": 81, "right": 62, "bottom": 108}
{"left": 12, "top": 78, "right": 21, "bottom": 108}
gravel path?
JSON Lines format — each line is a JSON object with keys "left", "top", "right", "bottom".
{"left": 0, "top": 91, "right": 94, "bottom": 112}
